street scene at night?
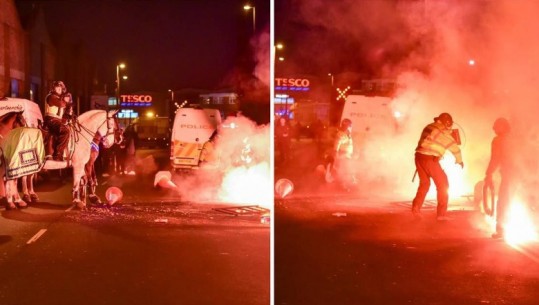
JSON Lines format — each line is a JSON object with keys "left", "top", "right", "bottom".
{"left": 2, "top": 0, "right": 269, "bottom": 304}
{"left": 275, "top": 0, "right": 539, "bottom": 304}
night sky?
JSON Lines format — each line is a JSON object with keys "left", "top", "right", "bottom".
{"left": 16, "top": 0, "right": 270, "bottom": 93}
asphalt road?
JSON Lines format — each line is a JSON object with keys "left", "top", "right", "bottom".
{"left": 0, "top": 149, "right": 269, "bottom": 305}
{"left": 275, "top": 139, "right": 539, "bottom": 305}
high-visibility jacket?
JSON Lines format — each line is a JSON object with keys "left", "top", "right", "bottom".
{"left": 45, "top": 93, "right": 66, "bottom": 119}
{"left": 334, "top": 130, "right": 353, "bottom": 159}
{"left": 415, "top": 122, "right": 462, "bottom": 163}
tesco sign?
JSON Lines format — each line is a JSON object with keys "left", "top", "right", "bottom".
{"left": 275, "top": 78, "right": 310, "bottom": 88}
{"left": 120, "top": 95, "right": 153, "bottom": 103}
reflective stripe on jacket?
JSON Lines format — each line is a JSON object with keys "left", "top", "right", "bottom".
{"left": 334, "top": 130, "right": 353, "bottom": 159}
{"left": 415, "top": 122, "right": 462, "bottom": 163}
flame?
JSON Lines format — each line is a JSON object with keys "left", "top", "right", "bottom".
{"left": 439, "top": 154, "right": 467, "bottom": 197}
{"left": 504, "top": 199, "right": 538, "bottom": 246}
{"left": 218, "top": 162, "right": 271, "bottom": 208}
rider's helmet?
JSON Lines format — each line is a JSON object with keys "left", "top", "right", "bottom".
{"left": 51, "top": 81, "right": 67, "bottom": 94}
{"left": 434, "top": 112, "right": 453, "bottom": 129}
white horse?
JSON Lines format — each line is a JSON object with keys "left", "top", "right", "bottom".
{"left": 1, "top": 109, "right": 120, "bottom": 209}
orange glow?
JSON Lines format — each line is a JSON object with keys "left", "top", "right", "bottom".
{"left": 504, "top": 199, "right": 538, "bottom": 246}
{"left": 218, "top": 162, "right": 271, "bottom": 208}
{"left": 439, "top": 155, "right": 467, "bottom": 197}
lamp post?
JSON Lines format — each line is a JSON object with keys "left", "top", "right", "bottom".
{"left": 116, "top": 63, "right": 126, "bottom": 106}
{"left": 328, "top": 73, "right": 334, "bottom": 87}
{"left": 243, "top": 4, "right": 256, "bottom": 33}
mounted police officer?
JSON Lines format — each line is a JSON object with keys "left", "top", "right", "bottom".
{"left": 44, "top": 81, "right": 70, "bottom": 161}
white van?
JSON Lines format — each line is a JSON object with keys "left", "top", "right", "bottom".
{"left": 170, "top": 108, "right": 222, "bottom": 169}
{"left": 341, "top": 95, "right": 396, "bottom": 137}
{"left": 0, "top": 98, "right": 43, "bottom": 127}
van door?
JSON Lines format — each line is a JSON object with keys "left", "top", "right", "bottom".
{"left": 170, "top": 108, "right": 222, "bottom": 169}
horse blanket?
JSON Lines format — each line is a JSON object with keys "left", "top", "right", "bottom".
{"left": 1, "top": 127, "right": 45, "bottom": 179}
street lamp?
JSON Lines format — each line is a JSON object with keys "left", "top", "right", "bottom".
{"left": 168, "top": 89, "right": 174, "bottom": 102}
{"left": 328, "top": 73, "right": 334, "bottom": 86}
{"left": 243, "top": 4, "right": 256, "bottom": 33}
{"left": 116, "top": 63, "right": 126, "bottom": 106}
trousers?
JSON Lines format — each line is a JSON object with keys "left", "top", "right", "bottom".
{"left": 412, "top": 153, "right": 449, "bottom": 217}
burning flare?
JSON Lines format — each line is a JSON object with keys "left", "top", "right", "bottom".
{"left": 504, "top": 199, "right": 538, "bottom": 246}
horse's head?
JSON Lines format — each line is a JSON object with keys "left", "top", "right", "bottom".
{"left": 98, "top": 109, "right": 120, "bottom": 148}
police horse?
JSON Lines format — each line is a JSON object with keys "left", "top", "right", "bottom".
{"left": 1, "top": 109, "right": 120, "bottom": 210}
{"left": 0, "top": 111, "right": 28, "bottom": 203}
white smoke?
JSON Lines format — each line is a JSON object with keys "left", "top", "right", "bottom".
{"left": 174, "top": 115, "right": 271, "bottom": 208}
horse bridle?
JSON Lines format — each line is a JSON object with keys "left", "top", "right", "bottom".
{"left": 75, "top": 111, "right": 121, "bottom": 145}
{"left": 102, "top": 113, "right": 121, "bottom": 144}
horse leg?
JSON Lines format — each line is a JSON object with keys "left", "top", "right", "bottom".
{"left": 80, "top": 176, "right": 88, "bottom": 205}
{"left": 5, "top": 180, "right": 23, "bottom": 209}
{"left": 21, "top": 176, "right": 31, "bottom": 203}
{"left": 0, "top": 165, "right": 7, "bottom": 207}
{"left": 29, "top": 174, "right": 39, "bottom": 203}
{"left": 86, "top": 151, "right": 102, "bottom": 205}
{"left": 72, "top": 168, "right": 86, "bottom": 210}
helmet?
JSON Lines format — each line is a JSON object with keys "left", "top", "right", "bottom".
{"left": 341, "top": 118, "right": 352, "bottom": 129}
{"left": 493, "top": 117, "right": 510, "bottom": 135}
{"left": 434, "top": 113, "right": 453, "bottom": 128}
{"left": 51, "top": 81, "right": 66, "bottom": 93}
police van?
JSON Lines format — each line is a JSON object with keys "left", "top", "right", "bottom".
{"left": 170, "top": 108, "right": 222, "bottom": 169}
{"left": 341, "top": 94, "right": 396, "bottom": 137}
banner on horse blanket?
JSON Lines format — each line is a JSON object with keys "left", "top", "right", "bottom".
{"left": 1, "top": 127, "right": 45, "bottom": 180}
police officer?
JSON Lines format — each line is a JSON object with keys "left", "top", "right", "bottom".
{"left": 485, "top": 117, "right": 514, "bottom": 239}
{"left": 331, "top": 118, "right": 356, "bottom": 189}
{"left": 412, "top": 113, "right": 463, "bottom": 220}
{"left": 44, "top": 81, "right": 70, "bottom": 161}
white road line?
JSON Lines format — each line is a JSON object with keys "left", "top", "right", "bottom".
{"left": 65, "top": 205, "right": 75, "bottom": 212}
{"left": 26, "top": 229, "right": 47, "bottom": 244}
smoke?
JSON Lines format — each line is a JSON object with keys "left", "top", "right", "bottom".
{"left": 252, "top": 26, "right": 271, "bottom": 88}
{"left": 286, "top": 0, "right": 539, "bottom": 199}
{"left": 220, "top": 26, "right": 270, "bottom": 101}
{"left": 174, "top": 115, "right": 271, "bottom": 208}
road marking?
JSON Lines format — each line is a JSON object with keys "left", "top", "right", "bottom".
{"left": 27, "top": 229, "right": 47, "bottom": 244}
{"left": 65, "top": 205, "right": 74, "bottom": 212}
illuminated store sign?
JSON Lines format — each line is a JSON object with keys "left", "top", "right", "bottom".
{"left": 275, "top": 78, "right": 310, "bottom": 92}
{"left": 120, "top": 94, "right": 153, "bottom": 107}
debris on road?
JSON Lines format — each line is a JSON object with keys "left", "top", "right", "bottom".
{"left": 154, "top": 171, "right": 178, "bottom": 189}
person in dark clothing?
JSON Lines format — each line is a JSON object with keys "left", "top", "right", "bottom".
{"left": 485, "top": 117, "right": 515, "bottom": 239}
{"left": 275, "top": 116, "right": 291, "bottom": 164}
{"left": 62, "top": 92, "right": 75, "bottom": 124}
{"left": 44, "top": 81, "right": 70, "bottom": 161}
{"left": 121, "top": 124, "right": 138, "bottom": 175}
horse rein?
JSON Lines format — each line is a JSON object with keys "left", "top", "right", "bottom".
{"left": 71, "top": 113, "right": 119, "bottom": 146}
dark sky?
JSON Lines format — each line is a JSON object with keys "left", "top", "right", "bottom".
{"left": 17, "top": 0, "right": 270, "bottom": 93}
